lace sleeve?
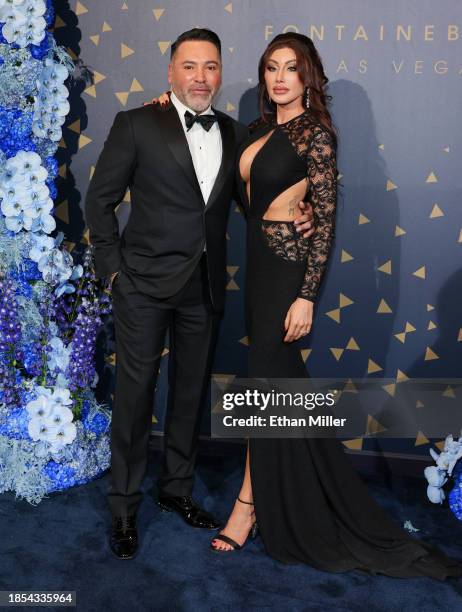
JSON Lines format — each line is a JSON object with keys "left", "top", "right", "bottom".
{"left": 298, "top": 126, "right": 337, "bottom": 302}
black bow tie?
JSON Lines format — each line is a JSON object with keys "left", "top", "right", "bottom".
{"left": 184, "top": 110, "right": 217, "bottom": 132}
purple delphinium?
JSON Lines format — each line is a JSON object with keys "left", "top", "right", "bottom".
{"left": 22, "top": 341, "right": 42, "bottom": 377}
{"left": 65, "top": 248, "right": 111, "bottom": 413}
{"left": 0, "top": 278, "right": 23, "bottom": 405}
{"left": 36, "top": 291, "right": 56, "bottom": 387}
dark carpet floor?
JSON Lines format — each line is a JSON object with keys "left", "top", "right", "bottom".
{"left": 1, "top": 446, "right": 461, "bottom": 612}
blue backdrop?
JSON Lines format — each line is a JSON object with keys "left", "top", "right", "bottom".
{"left": 54, "top": 0, "right": 462, "bottom": 460}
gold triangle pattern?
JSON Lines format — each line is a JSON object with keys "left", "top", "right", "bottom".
{"left": 153, "top": 8, "right": 165, "bottom": 21}
{"left": 158, "top": 41, "right": 171, "bottom": 55}
{"left": 75, "top": 1, "right": 88, "bottom": 16}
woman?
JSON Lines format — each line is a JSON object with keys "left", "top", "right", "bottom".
{"left": 209, "top": 33, "right": 462, "bottom": 580}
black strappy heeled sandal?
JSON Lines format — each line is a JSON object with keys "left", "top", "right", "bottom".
{"left": 210, "top": 497, "right": 258, "bottom": 553}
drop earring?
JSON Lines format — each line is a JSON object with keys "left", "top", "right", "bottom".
{"left": 305, "top": 87, "right": 310, "bottom": 109}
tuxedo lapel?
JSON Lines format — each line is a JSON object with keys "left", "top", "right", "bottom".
{"left": 205, "top": 111, "right": 236, "bottom": 211}
{"left": 155, "top": 103, "right": 204, "bottom": 204}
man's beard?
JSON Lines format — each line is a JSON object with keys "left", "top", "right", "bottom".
{"left": 184, "top": 90, "right": 214, "bottom": 113}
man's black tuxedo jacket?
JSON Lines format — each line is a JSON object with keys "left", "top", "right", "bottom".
{"left": 85, "top": 101, "right": 248, "bottom": 312}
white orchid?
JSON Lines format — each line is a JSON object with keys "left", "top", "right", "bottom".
{"left": 2, "top": 9, "right": 26, "bottom": 43}
{"left": 425, "top": 433, "right": 462, "bottom": 504}
{"left": 33, "top": 196, "right": 53, "bottom": 217}
{"left": 24, "top": 0, "right": 46, "bottom": 18}
{"left": 0, "top": 0, "right": 24, "bottom": 14}
{"left": 29, "top": 233, "right": 54, "bottom": 262}
{"left": 426, "top": 484, "right": 446, "bottom": 504}
{"left": 44, "top": 404, "right": 74, "bottom": 427}
{"left": 49, "top": 387, "right": 73, "bottom": 407}
{"left": 424, "top": 465, "right": 448, "bottom": 488}
{"left": 0, "top": 0, "right": 26, "bottom": 10}
{"left": 0, "top": 1, "right": 47, "bottom": 47}
{"left": 28, "top": 416, "right": 54, "bottom": 442}
{"left": 1, "top": 161, "right": 25, "bottom": 186}
{"left": 48, "top": 99, "right": 70, "bottom": 117}
{"left": 26, "top": 385, "right": 76, "bottom": 452}
{"left": 5, "top": 210, "right": 33, "bottom": 232}
{"left": 47, "top": 336, "right": 71, "bottom": 373}
{"left": 33, "top": 58, "right": 70, "bottom": 143}
{"left": 0, "top": 182, "right": 31, "bottom": 210}
{"left": 2, "top": 7, "right": 26, "bottom": 23}
{"left": 29, "top": 182, "right": 50, "bottom": 204}
{"left": 31, "top": 120, "right": 46, "bottom": 139}
{"left": 30, "top": 211, "right": 56, "bottom": 234}
{"left": 0, "top": 152, "right": 56, "bottom": 235}
{"left": 47, "top": 421, "right": 77, "bottom": 453}
{"left": 25, "top": 165, "right": 48, "bottom": 187}
{"left": 22, "top": 184, "right": 50, "bottom": 219}
{"left": 33, "top": 123, "right": 63, "bottom": 142}
{"left": 21, "top": 199, "right": 40, "bottom": 219}
{"left": 17, "top": 15, "right": 46, "bottom": 46}
{"left": 43, "top": 58, "right": 69, "bottom": 83}
{"left": 8, "top": 151, "right": 42, "bottom": 175}
{"left": 41, "top": 113, "right": 63, "bottom": 129}
{"left": 1, "top": 190, "right": 28, "bottom": 218}
{"left": 429, "top": 434, "right": 462, "bottom": 476}
{"left": 35, "top": 386, "right": 53, "bottom": 398}
{"left": 26, "top": 395, "right": 52, "bottom": 420}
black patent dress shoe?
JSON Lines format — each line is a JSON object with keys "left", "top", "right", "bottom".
{"left": 109, "top": 515, "right": 138, "bottom": 559}
{"left": 157, "top": 495, "right": 221, "bottom": 530}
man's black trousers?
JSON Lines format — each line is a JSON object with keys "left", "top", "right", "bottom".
{"left": 108, "top": 255, "right": 218, "bottom": 517}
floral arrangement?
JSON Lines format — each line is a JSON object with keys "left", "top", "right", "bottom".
{"left": 0, "top": 0, "right": 112, "bottom": 504}
{"left": 424, "top": 434, "right": 462, "bottom": 520}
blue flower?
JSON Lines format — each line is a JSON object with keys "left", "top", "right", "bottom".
{"left": 83, "top": 411, "right": 110, "bottom": 436}
{"left": 44, "top": 0, "right": 54, "bottom": 27}
{"left": 43, "top": 461, "right": 76, "bottom": 490}
{"left": 0, "top": 405, "right": 29, "bottom": 439}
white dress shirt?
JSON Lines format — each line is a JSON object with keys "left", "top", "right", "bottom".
{"left": 170, "top": 91, "right": 222, "bottom": 205}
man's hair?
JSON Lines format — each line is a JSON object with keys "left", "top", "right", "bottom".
{"left": 170, "top": 28, "right": 221, "bottom": 59}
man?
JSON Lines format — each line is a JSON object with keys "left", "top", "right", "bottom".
{"left": 85, "top": 28, "right": 314, "bottom": 560}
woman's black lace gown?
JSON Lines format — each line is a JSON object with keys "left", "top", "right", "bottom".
{"left": 236, "top": 110, "right": 461, "bottom": 579}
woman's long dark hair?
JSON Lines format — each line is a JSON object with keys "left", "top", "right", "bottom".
{"left": 258, "top": 33, "right": 336, "bottom": 140}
